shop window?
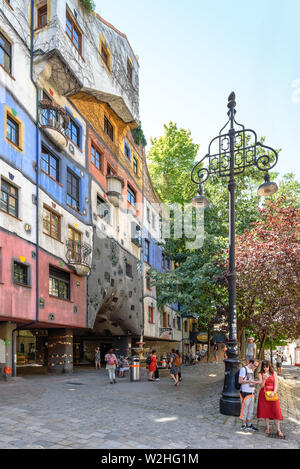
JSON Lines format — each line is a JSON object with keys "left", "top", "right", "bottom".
{"left": 0, "top": 30, "right": 12, "bottom": 74}
{"left": 0, "top": 178, "right": 18, "bottom": 217}
{"left": 43, "top": 205, "right": 61, "bottom": 241}
{"left": 104, "top": 115, "right": 114, "bottom": 142}
{"left": 66, "top": 10, "right": 82, "bottom": 55}
{"left": 49, "top": 265, "right": 70, "bottom": 300}
{"left": 67, "top": 169, "right": 80, "bottom": 211}
{"left": 13, "top": 261, "right": 29, "bottom": 286}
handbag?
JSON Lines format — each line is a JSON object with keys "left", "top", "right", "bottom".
{"left": 265, "top": 391, "right": 279, "bottom": 402}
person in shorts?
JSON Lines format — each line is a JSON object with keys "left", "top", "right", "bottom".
{"left": 276, "top": 351, "right": 282, "bottom": 375}
{"left": 94, "top": 347, "right": 101, "bottom": 369}
{"left": 245, "top": 337, "right": 257, "bottom": 363}
{"left": 239, "top": 359, "right": 259, "bottom": 432}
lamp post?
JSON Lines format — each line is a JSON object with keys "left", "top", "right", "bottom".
{"left": 191, "top": 92, "right": 278, "bottom": 416}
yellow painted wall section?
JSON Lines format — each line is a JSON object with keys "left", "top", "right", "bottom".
{"left": 71, "top": 93, "right": 142, "bottom": 188}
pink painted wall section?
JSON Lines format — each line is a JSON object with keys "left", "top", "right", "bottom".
{"left": 0, "top": 231, "right": 86, "bottom": 328}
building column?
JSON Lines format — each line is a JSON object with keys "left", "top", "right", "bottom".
{"left": 0, "top": 322, "right": 17, "bottom": 379}
{"left": 47, "top": 329, "right": 73, "bottom": 374}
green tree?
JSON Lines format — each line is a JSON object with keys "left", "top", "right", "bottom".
{"left": 147, "top": 122, "right": 199, "bottom": 205}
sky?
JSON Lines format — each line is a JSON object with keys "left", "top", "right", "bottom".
{"left": 95, "top": 0, "right": 300, "bottom": 180}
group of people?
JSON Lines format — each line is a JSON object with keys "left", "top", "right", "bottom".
{"left": 94, "top": 347, "right": 130, "bottom": 384}
{"left": 147, "top": 349, "right": 183, "bottom": 386}
{"left": 239, "top": 337, "right": 284, "bottom": 437}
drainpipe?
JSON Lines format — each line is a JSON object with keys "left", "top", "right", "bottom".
{"left": 12, "top": 0, "right": 39, "bottom": 376}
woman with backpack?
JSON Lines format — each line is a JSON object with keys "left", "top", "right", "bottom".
{"left": 169, "top": 349, "right": 182, "bottom": 386}
{"left": 105, "top": 348, "right": 118, "bottom": 384}
{"left": 147, "top": 350, "right": 157, "bottom": 381}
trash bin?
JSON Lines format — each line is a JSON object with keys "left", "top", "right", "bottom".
{"left": 161, "top": 355, "right": 167, "bottom": 368}
{"left": 130, "top": 356, "right": 141, "bottom": 382}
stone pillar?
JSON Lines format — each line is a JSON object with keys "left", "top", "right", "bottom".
{"left": 47, "top": 329, "right": 73, "bottom": 374}
{"left": 0, "top": 322, "right": 17, "bottom": 379}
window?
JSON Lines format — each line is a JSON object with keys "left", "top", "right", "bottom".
{"left": 152, "top": 214, "right": 156, "bottom": 229}
{"left": 163, "top": 312, "right": 167, "bottom": 328}
{"left": 68, "top": 227, "right": 81, "bottom": 263}
{"left": 67, "top": 170, "right": 80, "bottom": 211}
{"left": 124, "top": 141, "right": 131, "bottom": 161}
{"left": 147, "top": 207, "right": 150, "bottom": 223}
{"left": 146, "top": 272, "right": 151, "bottom": 290}
{"left": 41, "top": 91, "right": 57, "bottom": 125}
{"left": 148, "top": 306, "right": 154, "bottom": 324}
{"left": 127, "top": 58, "right": 133, "bottom": 84}
{"left": 49, "top": 266, "right": 70, "bottom": 300}
{"left": 177, "top": 316, "right": 181, "bottom": 330}
{"left": 66, "top": 116, "right": 80, "bottom": 147}
{"left": 43, "top": 206, "right": 61, "bottom": 240}
{"left": 101, "top": 44, "right": 109, "bottom": 67}
{"left": 0, "top": 179, "right": 18, "bottom": 217}
{"left": 91, "top": 145, "right": 102, "bottom": 171}
{"left": 133, "top": 156, "right": 138, "bottom": 174}
{"left": 41, "top": 146, "right": 59, "bottom": 181}
{"left": 0, "top": 31, "right": 11, "bottom": 74}
{"left": 144, "top": 239, "right": 150, "bottom": 263}
{"left": 162, "top": 253, "right": 167, "bottom": 269}
{"left": 104, "top": 116, "right": 114, "bottom": 141}
{"left": 14, "top": 262, "right": 29, "bottom": 286}
{"left": 125, "top": 262, "right": 133, "bottom": 278}
{"left": 127, "top": 185, "right": 136, "bottom": 207}
{"left": 37, "top": 5, "right": 47, "bottom": 29}
{"left": 97, "top": 195, "right": 111, "bottom": 223}
{"left": 6, "top": 115, "right": 19, "bottom": 147}
{"left": 66, "top": 11, "right": 82, "bottom": 54}
{"left": 107, "top": 164, "right": 116, "bottom": 176}
{"left": 184, "top": 320, "right": 188, "bottom": 333}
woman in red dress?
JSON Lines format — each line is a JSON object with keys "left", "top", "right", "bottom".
{"left": 148, "top": 350, "right": 157, "bottom": 381}
{"left": 257, "top": 360, "right": 284, "bottom": 437}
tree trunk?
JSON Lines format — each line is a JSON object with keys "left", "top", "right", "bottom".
{"left": 258, "top": 333, "right": 267, "bottom": 361}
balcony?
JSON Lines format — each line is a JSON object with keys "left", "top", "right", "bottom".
{"left": 106, "top": 175, "right": 124, "bottom": 207}
{"left": 66, "top": 240, "right": 92, "bottom": 277}
{"left": 39, "top": 100, "right": 70, "bottom": 150}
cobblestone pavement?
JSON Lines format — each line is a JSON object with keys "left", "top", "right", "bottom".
{"left": 0, "top": 362, "right": 299, "bottom": 449}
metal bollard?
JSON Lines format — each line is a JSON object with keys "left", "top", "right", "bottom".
{"left": 130, "top": 356, "right": 141, "bottom": 382}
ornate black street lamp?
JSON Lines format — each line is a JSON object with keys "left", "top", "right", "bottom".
{"left": 191, "top": 92, "right": 278, "bottom": 416}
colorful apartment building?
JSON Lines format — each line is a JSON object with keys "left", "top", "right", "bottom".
{"left": 0, "top": 0, "right": 182, "bottom": 376}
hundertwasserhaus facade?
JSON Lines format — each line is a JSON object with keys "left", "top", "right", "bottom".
{"left": 0, "top": 0, "right": 192, "bottom": 376}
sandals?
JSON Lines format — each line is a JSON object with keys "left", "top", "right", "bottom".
{"left": 265, "top": 428, "right": 270, "bottom": 435}
{"left": 277, "top": 430, "right": 284, "bottom": 438}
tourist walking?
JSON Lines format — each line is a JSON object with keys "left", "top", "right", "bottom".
{"left": 105, "top": 348, "right": 118, "bottom": 384}
{"left": 169, "top": 349, "right": 181, "bottom": 386}
{"left": 245, "top": 337, "right": 257, "bottom": 362}
{"left": 212, "top": 341, "right": 219, "bottom": 363}
{"left": 257, "top": 360, "right": 284, "bottom": 437}
{"left": 94, "top": 346, "right": 101, "bottom": 369}
{"left": 239, "top": 359, "right": 259, "bottom": 432}
{"left": 176, "top": 350, "right": 182, "bottom": 382}
{"left": 275, "top": 351, "right": 283, "bottom": 376}
{"left": 148, "top": 350, "right": 157, "bottom": 382}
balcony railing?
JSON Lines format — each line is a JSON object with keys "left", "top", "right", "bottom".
{"left": 66, "top": 240, "right": 92, "bottom": 277}
{"left": 39, "top": 100, "right": 70, "bottom": 149}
